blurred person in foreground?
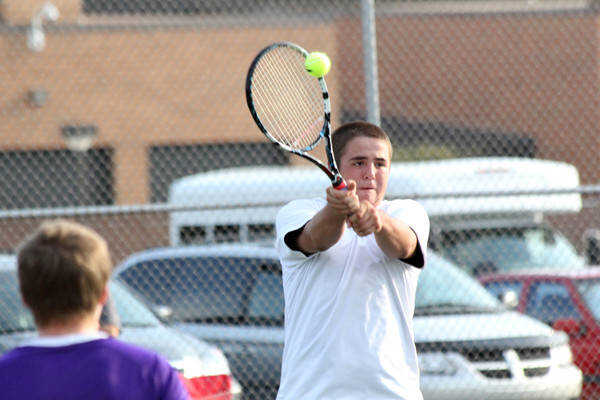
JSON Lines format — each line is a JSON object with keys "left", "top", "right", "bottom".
{"left": 275, "top": 121, "right": 430, "bottom": 400}
{"left": 0, "top": 220, "right": 189, "bottom": 400}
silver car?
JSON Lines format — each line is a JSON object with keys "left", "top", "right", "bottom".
{"left": 115, "top": 244, "right": 582, "bottom": 400}
{"left": 0, "top": 256, "right": 241, "bottom": 400}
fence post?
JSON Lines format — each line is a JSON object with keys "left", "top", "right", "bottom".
{"left": 361, "top": 0, "right": 380, "bottom": 126}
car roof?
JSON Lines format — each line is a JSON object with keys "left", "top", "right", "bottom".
{"left": 479, "top": 266, "right": 600, "bottom": 282}
{"left": 115, "top": 243, "right": 279, "bottom": 274}
{"left": 114, "top": 243, "right": 457, "bottom": 275}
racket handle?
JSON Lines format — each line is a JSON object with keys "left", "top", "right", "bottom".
{"left": 332, "top": 178, "right": 347, "bottom": 191}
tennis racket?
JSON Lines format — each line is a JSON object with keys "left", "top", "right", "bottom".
{"left": 245, "top": 41, "right": 346, "bottom": 190}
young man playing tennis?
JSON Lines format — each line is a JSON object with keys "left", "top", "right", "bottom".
{"left": 0, "top": 220, "right": 189, "bottom": 400}
{"left": 275, "top": 121, "right": 429, "bottom": 400}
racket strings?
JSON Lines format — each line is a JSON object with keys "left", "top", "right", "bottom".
{"left": 251, "top": 47, "right": 324, "bottom": 151}
{"left": 255, "top": 52, "right": 319, "bottom": 148}
{"left": 259, "top": 52, "right": 309, "bottom": 144}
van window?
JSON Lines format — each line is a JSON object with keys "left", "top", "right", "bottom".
{"left": 415, "top": 252, "right": 501, "bottom": 315}
{"left": 180, "top": 226, "right": 207, "bottom": 245}
{"left": 179, "top": 224, "right": 275, "bottom": 244}
{"left": 248, "top": 224, "right": 275, "bottom": 242}
{"left": 118, "top": 256, "right": 282, "bottom": 326}
{"left": 214, "top": 225, "right": 240, "bottom": 243}
{"left": 438, "top": 226, "right": 585, "bottom": 276}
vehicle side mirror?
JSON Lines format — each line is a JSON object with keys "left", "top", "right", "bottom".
{"left": 584, "top": 229, "right": 600, "bottom": 265}
{"left": 553, "top": 318, "right": 585, "bottom": 336}
{"left": 499, "top": 290, "right": 518, "bottom": 309}
{"left": 152, "top": 304, "right": 174, "bottom": 323}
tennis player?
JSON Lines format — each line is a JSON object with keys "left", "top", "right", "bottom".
{"left": 0, "top": 220, "right": 189, "bottom": 400}
{"left": 275, "top": 121, "right": 429, "bottom": 400}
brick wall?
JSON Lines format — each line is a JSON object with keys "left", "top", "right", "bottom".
{"left": 1, "top": 3, "right": 598, "bottom": 206}
{"left": 1, "top": 19, "right": 339, "bottom": 204}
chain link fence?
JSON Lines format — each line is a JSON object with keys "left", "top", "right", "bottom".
{"left": 2, "top": 0, "right": 600, "bottom": 399}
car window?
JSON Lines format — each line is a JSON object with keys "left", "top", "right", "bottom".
{"left": 525, "top": 281, "right": 580, "bottom": 324}
{"left": 574, "top": 278, "right": 600, "bottom": 321}
{"left": 0, "top": 272, "right": 36, "bottom": 333}
{"left": 248, "top": 270, "right": 284, "bottom": 326}
{"left": 482, "top": 281, "right": 524, "bottom": 302}
{"left": 118, "top": 256, "right": 281, "bottom": 325}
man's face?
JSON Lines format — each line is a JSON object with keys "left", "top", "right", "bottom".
{"left": 338, "top": 136, "right": 391, "bottom": 206}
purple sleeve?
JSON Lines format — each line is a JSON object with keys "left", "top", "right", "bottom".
{"left": 154, "top": 356, "right": 190, "bottom": 400}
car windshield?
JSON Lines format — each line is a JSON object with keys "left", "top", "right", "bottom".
{"left": 574, "top": 278, "right": 600, "bottom": 321}
{"left": 0, "top": 270, "right": 159, "bottom": 333}
{"left": 0, "top": 271, "right": 36, "bottom": 333}
{"left": 437, "top": 226, "right": 585, "bottom": 275}
{"left": 415, "top": 252, "right": 503, "bottom": 315}
{"left": 110, "top": 280, "right": 160, "bottom": 328}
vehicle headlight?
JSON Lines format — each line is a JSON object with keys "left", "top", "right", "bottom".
{"left": 418, "top": 352, "right": 458, "bottom": 376}
{"left": 550, "top": 344, "right": 573, "bottom": 367}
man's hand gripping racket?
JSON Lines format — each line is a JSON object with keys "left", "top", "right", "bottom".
{"left": 245, "top": 42, "right": 347, "bottom": 190}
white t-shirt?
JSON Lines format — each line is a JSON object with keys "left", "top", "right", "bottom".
{"left": 275, "top": 198, "right": 429, "bottom": 400}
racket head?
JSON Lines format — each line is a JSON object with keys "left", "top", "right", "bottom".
{"left": 245, "top": 42, "right": 331, "bottom": 153}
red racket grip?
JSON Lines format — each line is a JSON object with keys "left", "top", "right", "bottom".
{"left": 333, "top": 180, "right": 347, "bottom": 191}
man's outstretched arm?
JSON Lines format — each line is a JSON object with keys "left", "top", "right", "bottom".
{"left": 286, "top": 181, "right": 360, "bottom": 254}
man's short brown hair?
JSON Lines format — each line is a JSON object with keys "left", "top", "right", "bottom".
{"left": 17, "top": 220, "right": 112, "bottom": 327}
{"left": 331, "top": 121, "right": 392, "bottom": 166}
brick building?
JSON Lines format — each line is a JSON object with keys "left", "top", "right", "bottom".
{"left": 1, "top": 0, "right": 598, "bottom": 257}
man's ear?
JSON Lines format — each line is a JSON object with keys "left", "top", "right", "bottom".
{"left": 99, "top": 286, "right": 109, "bottom": 306}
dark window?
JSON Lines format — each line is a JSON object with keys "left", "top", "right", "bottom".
{"left": 149, "top": 142, "right": 288, "bottom": 203}
{"left": 84, "top": 0, "right": 252, "bottom": 14}
{"left": 248, "top": 224, "right": 275, "bottom": 242}
{"left": 179, "top": 226, "right": 207, "bottom": 245}
{"left": 214, "top": 225, "right": 240, "bottom": 243}
{"left": 0, "top": 148, "right": 113, "bottom": 208}
{"left": 525, "top": 282, "right": 580, "bottom": 325}
{"left": 83, "top": 0, "right": 358, "bottom": 15}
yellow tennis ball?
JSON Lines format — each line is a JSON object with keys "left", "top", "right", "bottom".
{"left": 305, "top": 52, "right": 331, "bottom": 78}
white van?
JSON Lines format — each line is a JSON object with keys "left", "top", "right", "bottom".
{"left": 168, "top": 157, "right": 587, "bottom": 275}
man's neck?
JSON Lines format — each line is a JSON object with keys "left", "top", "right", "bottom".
{"left": 37, "top": 315, "right": 100, "bottom": 337}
